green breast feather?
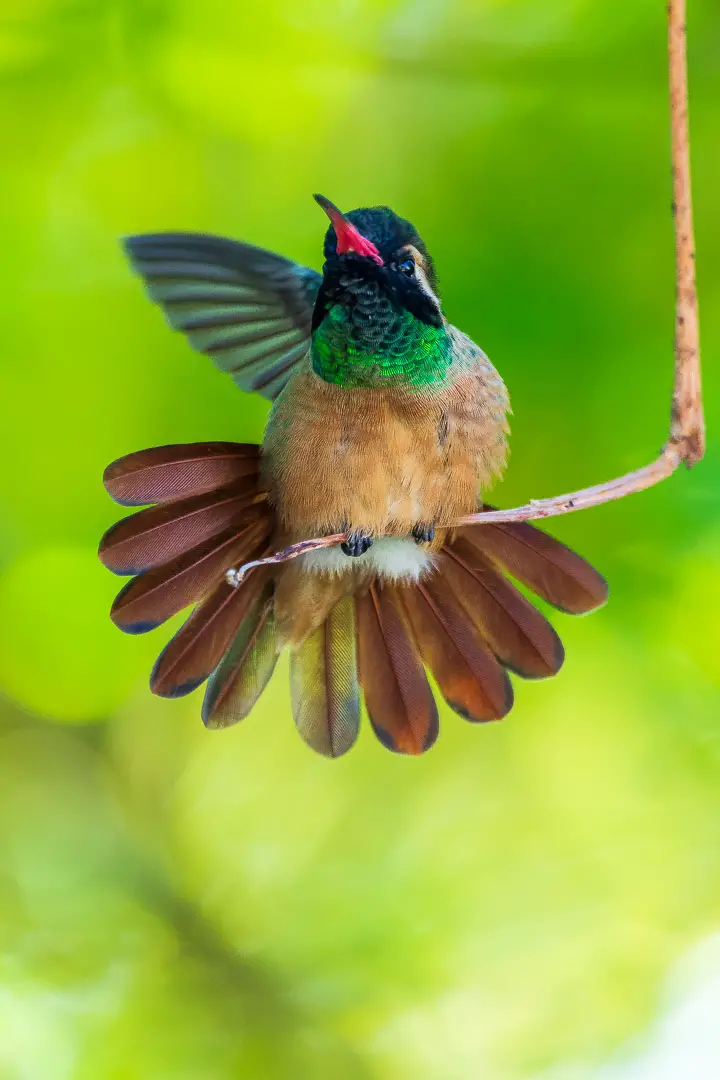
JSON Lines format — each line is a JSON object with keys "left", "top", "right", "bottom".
{"left": 311, "top": 305, "right": 453, "bottom": 389}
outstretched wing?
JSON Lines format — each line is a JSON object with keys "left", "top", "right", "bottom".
{"left": 123, "top": 233, "right": 322, "bottom": 401}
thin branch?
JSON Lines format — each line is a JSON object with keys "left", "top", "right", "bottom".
{"left": 668, "top": 0, "right": 704, "bottom": 463}
{"left": 227, "top": 0, "right": 703, "bottom": 589}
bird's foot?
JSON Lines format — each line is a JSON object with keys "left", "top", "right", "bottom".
{"left": 412, "top": 522, "right": 435, "bottom": 545}
{"left": 341, "top": 530, "right": 374, "bottom": 558}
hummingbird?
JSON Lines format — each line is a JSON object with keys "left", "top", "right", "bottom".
{"left": 99, "top": 195, "right": 607, "bottom": 756}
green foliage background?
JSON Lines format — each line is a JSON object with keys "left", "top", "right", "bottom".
{"left": 0, "top": 1, "right": 718, "bottom": 1076}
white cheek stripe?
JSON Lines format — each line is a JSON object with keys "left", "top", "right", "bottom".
{"left": 299, "top": 537, "right": 435, "bottom": 582}
{"left": 415, "top": 263, "right": 440, "bottom": 309}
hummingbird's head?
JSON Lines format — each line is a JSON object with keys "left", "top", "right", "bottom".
{"left": 311, "top": 194, "right": 442, "bottom": 332}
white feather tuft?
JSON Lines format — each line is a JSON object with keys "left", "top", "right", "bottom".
{"left": 299, "top": 537, "right": 434, "bottom": 582}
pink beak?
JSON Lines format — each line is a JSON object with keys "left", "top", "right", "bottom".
{"left": 314, "top": 194, "right": 384, "bottom": 266}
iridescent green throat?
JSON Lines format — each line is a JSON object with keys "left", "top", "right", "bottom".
{"left": 311, "top": 305, "right": 452, "bottom": 389}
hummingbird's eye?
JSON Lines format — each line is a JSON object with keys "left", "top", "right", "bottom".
{"left": 398, "top": 257, "right": 415, "bottom": 276}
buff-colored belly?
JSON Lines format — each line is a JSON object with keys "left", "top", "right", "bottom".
{"left": 265, "top": 362, "right": 509, "bottom": 646}
{"left": 262, "top": 367, "right": 505, "bottom": 545}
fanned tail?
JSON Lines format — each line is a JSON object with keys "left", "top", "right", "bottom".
{"left": 348, "top": 518, "right": 605, "bottom": 754}
{"left": 100, "top": 454, "right": 607, "bottom": 756}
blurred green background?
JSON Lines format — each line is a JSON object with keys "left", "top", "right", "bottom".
{"left": 0, "top": 1, "right": 719, "bottom": 1077}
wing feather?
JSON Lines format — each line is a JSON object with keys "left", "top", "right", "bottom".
{"left": 124, "top": 233, "right": 322, "bottom": 400}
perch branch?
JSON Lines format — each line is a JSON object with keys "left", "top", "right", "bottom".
{"left": 226, "top": 0, "right": 703, "bottom": 589}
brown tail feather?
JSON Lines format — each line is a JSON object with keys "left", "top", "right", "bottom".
{"left": 202, "top": 585, "right": 277, "bottom": 729}
{"left": 104, "top": 442, "right": 261, "bottom": 507}
{"left": 395, "top": 576, "right": 513, "bottom": 722}
{"left": 462, "top": 511, "right": 608, "bottom": 614}
{"left": 110, "top": 517, "right": 270, "bottom": 634}
{"left": 150, "top": 565, "right": 272, "bottom": 698}
{"left": 441, "top": 539, "right": 564, "bottom": 678}
{"left": 356, "top": 584, "right": 439, "bottom": 755}
{"left": 98, "top": 483, "right": 267, "bottom": 576}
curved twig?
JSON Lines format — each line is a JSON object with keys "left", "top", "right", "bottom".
{"left": 227, "top": 0, "right": 702, "bottom": 589}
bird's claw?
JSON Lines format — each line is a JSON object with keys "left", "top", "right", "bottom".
{"left": 341, "top": 531, "right": 374, "bottom": 558}
{"left": 412, "top": 522, "right": 435, "bottom": 544}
